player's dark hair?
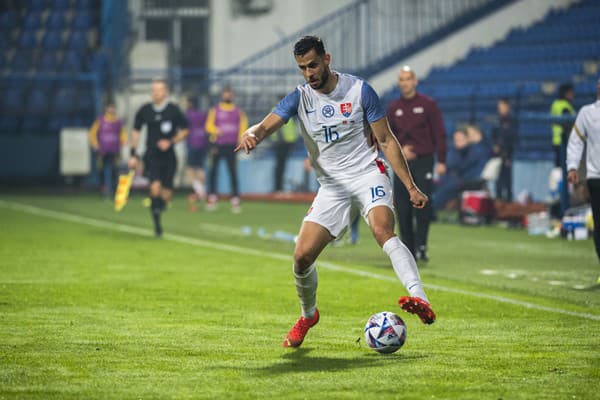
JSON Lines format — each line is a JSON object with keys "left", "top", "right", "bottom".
{"left": 152, "top": 77, "right": 169, "bottom": 88}
{"left": 498, "top": 97, "right": 510, "bottom": 106}
{"left": 293, "top": 35, "right": 326, "bottom": 57}
{"left": 187, "top": 96, "right": 198, "bottom": 108}
{"left": 558, "top": 83, "right": 574, "bottom": 99}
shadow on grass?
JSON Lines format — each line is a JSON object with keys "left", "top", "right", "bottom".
{"left": 251, "top": 348, "right": 428, "bottom": 375}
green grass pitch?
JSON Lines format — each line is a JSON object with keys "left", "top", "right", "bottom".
{"left": 0, "top": 193, "right": 598, "bottom": 399}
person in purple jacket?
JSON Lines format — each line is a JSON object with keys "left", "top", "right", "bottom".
{"left": 88, "top": 100, "right": 127, "bottom": 197}
{"left": 185, "top": 96, "right": 208, "bottom": 212}
{"left": 205, "top": 87, "right": 248, "bottom": 213}
{"left": 386, "top": 66, "right": 447, "bottom": 262}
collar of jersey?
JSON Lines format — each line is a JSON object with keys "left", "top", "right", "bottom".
{"left": 102, "top": 113, "right": 119, "bottom": 121}
{"left": 218, "top": 102, "right": 237, "bottom": 111}
{"left": 152, "top": 101, "right": 169, "bottom": 112}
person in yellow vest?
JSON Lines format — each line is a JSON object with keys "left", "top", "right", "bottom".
{"left": 88, "top": 100, "right": 127, "bottom": 197}
{"left": 270, "top": 109, "right": 299, "bottom": 193}
{"left": 205, "top": 87, "right": 248, "bottom": 212}
{"left": 550, "top": 83, "right": 575, "bottom": 215}
{"left": 551, "top": 83, "right": 575, "bottom": 167}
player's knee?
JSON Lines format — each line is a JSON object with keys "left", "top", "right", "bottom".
{"left": 371, "top": 225, "right": 394, "bottom": 246}
{"left": 293, "top": 250, "right": 314, "bottom": 272}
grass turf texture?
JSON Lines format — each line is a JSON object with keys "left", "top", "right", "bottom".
{"left": 0, "top": 193, "right": 598, "bottom": 399}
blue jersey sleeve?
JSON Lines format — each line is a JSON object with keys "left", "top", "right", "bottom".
{"left": 273, "top": 88, "right": 300, "bottom": 122}
{"left": 361, "top": 82, "right": 386, "bottom": 123}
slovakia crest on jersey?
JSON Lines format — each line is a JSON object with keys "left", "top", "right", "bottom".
{"left": 340, "top": 102, "right": 352, "bottom": 118}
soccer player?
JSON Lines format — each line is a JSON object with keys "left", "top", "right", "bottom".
{"left": 235, "top": 36, "right": 436, "bottom": 348}
{"left": 128, "top": 78, "right": 189, "bottom": 237}
{"left": 567, "top": 77, "right": 600, "bottom": 283}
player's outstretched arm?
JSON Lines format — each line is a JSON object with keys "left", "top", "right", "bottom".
{"left": 235, "top": 113, "right": 285, "bottom": 154}
{"left": 370, "top": 117, "right": 428, "bottom": 209}
{"left": 128, "top": 129, "right": 141, "bottom": 169}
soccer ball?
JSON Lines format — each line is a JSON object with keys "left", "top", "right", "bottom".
{"left": 364, "top": 311, "right": 407, "bottom": 354}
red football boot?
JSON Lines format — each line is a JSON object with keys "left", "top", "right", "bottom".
{"left": 398, "top": 297, "right": 436, "bottom": 324}
{"left": 282, "top": 308, "right": 320, "bottom": 348}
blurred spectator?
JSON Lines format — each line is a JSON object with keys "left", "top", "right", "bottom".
{"left": 205, "top": 87, "right": 248, "bottom": 213}
{"left": 386, "top": 65, "right": 447, "bottom": 262}
{"left": 270, "top": 99, "right": 299, "bottom": 192}
{"left": 184, "top": 96, "right": 208, "bottom": 212}
{"left": 551, "top": 83, "right": 576, "bottom": 215}
{"left": 88, "top": 100, "right": 126, "bottom": 197}
{"left": 432, "top": 126, "right": 489, "bottom": 211}
{"left": 567, "top": 77, "right": 600, "bottom": 276}
{"left": 551, "top": 83, "right": 575, "bottom": 167}
{"left": 491, "top": 98, "right": 518, "bottom": 202}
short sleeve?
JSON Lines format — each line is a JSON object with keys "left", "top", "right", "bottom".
{"left": 176, "top": 106, "right": 189, "bottom": 129}
{"left": 133, "top": 106, "right": 144, "bottom": 130}
{"left": 273, "top": 89, "right": 300, "bottom": 122}
{"left": 361, "top": 82, "right": 386, "bottom": 123}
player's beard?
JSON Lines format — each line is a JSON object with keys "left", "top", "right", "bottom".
{"left": 311, "top": 68, "right": 330, "bottom": 90}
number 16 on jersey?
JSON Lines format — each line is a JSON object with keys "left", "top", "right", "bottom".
{"left": 322, "top": 125, "right": 339, "bottom": 143}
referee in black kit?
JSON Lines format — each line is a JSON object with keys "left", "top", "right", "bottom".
{"left": 128, "top": 78, "right": 189, "bottom": 237}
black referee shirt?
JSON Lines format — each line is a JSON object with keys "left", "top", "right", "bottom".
{"left": 134, "top": 102, "right": 188, "bottom": 155}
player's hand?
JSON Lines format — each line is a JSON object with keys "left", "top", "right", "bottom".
{"left": 436, "top": 163, "right": 446, "bottom": 176}
{"left": 128, "top": 156, "right": 137, "bottom": 170}
{"left": 157, "top": 139, "right": 172, "bottom": 151}
{"left": 234, "top": 132, "right": 258, "bottom": 154}
{"left": 402, "top": 145, "right": 417, "bottom": 161}
{"left": 408, "top": 186, "right": 428, "bottom": 209}
{"left": 568, "top": 169, "right": 579, "bottom": 185}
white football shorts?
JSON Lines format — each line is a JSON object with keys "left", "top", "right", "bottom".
{"left": 304, "top": 160, "right": 395, "bottom": 237}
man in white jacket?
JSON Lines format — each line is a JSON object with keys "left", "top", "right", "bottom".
{"left": 567, "top": 77, "right": 600, "bottom": 282}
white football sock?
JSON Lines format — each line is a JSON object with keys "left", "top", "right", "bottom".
{"left": 382, "top": 236, "right": 428, "bottom": 302}
{"left": 294, "top": 263, "right": 318, "bottom": 318}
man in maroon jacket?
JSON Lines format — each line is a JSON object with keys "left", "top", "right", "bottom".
{"left": 386, "top": 66, "right": 447, "bottom": 262}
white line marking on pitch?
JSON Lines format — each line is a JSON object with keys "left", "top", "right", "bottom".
{"left": 1, "top": 199, "right": 599, "bottom": 322}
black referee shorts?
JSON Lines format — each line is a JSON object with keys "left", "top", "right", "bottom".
{"left": 144, "top": 150, "right": 177, "bottom": 189}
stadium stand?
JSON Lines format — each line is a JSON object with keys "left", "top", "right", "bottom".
{"left": 380, "top": 0, "right": 600, "bottom": 162}
{"left": 0, "top": 0, "right": 105, "bottom": 136}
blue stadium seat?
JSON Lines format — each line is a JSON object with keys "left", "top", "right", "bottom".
{"left": 10, "top": 51, "right": 34, "bottom": 72}
{"left": 37, "top": 51, "right": 61, "bottom": 72}
{"left": 53, "top": 0, "right": 73, "bottom": 11}
{"left": 46, "top": 11, "right": 68, "bottom": 31}
{"left": 74, "top": 0, "right": 94, "bottom": 11}
{"left": 0, "top": 9, "right": 20, "bottom": 31}
{"left": 27, "top": 88, "right": 51, "bottom": 115}
{"left": 67, "top": 30, "right": 88, "bottom": 50}
{"left": 53, "top": 86, "right": 78, "bottom": 114}
{"left": 23, "top": 12, "right": 44, "bottom": 30}
{"left": 61, "top": 50, "right": 83, "bottom": 72}
{"left": 0, "top": 32, "right": 11, "bottom": 50}
{"left": 42, "top": 30, "right": 63, "bottom": 50}
{"left": 19, "top": 30, "right": 39, "bottom": 49}
{"left": 71, "top": 12, "right": 92, "bottom": 31}
{"left": 2, "top": 87, "right": 27, "bottom": 113}
{"left": 26, "top": 0, "right": 48, "bottom": 12}
{"left": 47, "top": 115, "right": 72, "bottom": 133}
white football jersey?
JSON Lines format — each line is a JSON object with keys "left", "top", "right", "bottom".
{"left": 274, "top": 72, "right": 386, "bottom": 184}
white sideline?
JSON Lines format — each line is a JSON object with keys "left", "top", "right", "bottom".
{"left": 1, "top": 199, "right": 599, "bottom": 322}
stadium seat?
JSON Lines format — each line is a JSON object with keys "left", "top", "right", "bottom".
{"left": 42, "top": 30, "right": 64, "bottom": 50}
{"left": 46, "top": 11, "right": 68, "bottom": 31}
{"left": 53, "top": 86, "right": 78, "bottom": 114}
{"left": 10, "top": 51, "right": 34, "bottom": 72}
{"left": 0, "top": 9, "right": 20, "bottom": 31}
{"left": 23, "top": 12, "right": 44, "bottom": 31}
{"left": 71, "top": 12, "right": 92, "bottom": 31}
{"left": 61, "top": 50, "right": 83, "bottom": 72}
{"left": 37, "top": 51, "right": 61, "bottom": 73}
{"left": 67, "top": 30, "right": 88, "bottom": 50}
{"left": 26, "top": 0, "right": 48, "bottom": 12}
{"left": 47, "top": 115, "right": 72, "bottom": 133}
{"left": 53, "top": 0, "right": 73, "bottom": 12}
{"left": 74, "top": 0, "right": 94, "bottom": 11}
{"left": 27, "top": 88, "right": 50, "bottom": 115}
{"left": 19, "top": 30, "right": 39, "bottom": 49}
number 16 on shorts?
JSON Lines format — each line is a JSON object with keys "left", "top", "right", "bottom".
{"left": 370, "top": 185, "right": 386, "bottom": 203}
